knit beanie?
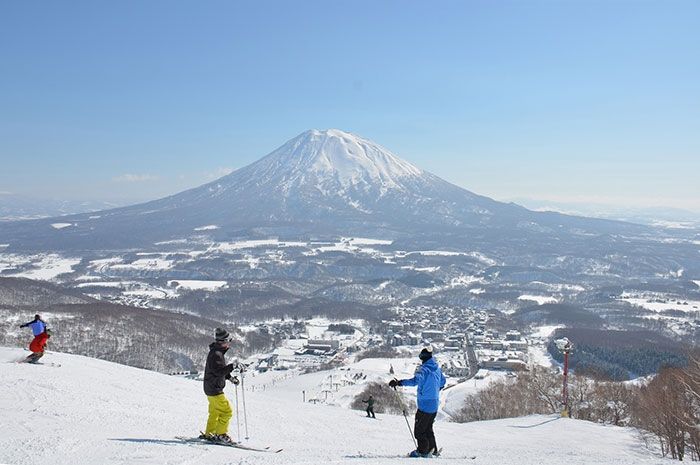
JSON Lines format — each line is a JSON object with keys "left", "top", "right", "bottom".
{"left": 215, "top": 327, "right": 231, "bottom": 343}
{"left": 419, "top": 347, "right": 433, "bottom": 361}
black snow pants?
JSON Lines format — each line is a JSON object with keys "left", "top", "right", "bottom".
{"left": 414, "top": 409, "right": 438, "bottom": 454}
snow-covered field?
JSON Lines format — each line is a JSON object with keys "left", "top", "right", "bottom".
{"left": 620, "top": 294, "right": 700, "bottom": 314}
{"left": 0, "top": 347, "right": 670, "bottom": 465}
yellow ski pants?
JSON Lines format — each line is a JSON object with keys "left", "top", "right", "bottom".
{"left": 205, "top": 393, "right": 233, "bottom": 436}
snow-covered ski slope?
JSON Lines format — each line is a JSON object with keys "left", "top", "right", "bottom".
{"left": 0, "top": 347, "right": 669, "bottom": 465}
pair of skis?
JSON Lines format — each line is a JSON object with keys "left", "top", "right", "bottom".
{"left": 180, "top": 436, "right": 479, "bottom": 459}
{"left": 347, "top": 449, "right": 476, "bottom": 460}
{"left": 15, "top": 357, "right": 61, "bottom": 367}
{"left": 176, "top": 435, "right": 282, "bottom": 453}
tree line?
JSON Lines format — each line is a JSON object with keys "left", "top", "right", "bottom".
{"left": 453, "top": 354, "right": 700, "bottom": 461}
{"left": 0, "top": 303, "right": 277, "bottom": 373}
{"left": 548, "top": 328, "right": 688, "bottom": 380}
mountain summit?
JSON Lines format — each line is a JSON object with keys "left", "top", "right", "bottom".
{"left": 200, "top": 129, "right": 440, "bottom": 211}
{"left": 244, "top": 129, "right": 424, "bottom": 192}
{"left": 146, "top": 128, "right": 511, "bottom": 242}
{"left": 0, "top": 129, "right": 641, "bottom": 251}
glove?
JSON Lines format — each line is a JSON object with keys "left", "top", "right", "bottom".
{"left": 230, "top": 376, "right": 240, "bottom": 385}
{"left": 389, "top": 378, "right": 402, "bottom": 388}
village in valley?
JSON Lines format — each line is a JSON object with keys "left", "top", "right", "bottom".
{"left": 229, "top": 305, "right": 539, "bottom": 393}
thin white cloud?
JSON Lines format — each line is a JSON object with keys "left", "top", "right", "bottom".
{"left": 113, "top": 174, "right": 160, "bottom": 183}
{"left": 206, "top": 168, "right": 233, "bottom": 180}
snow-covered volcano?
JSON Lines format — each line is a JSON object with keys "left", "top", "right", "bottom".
{"left": 181, "top": 128, "right": 502, "bottom": 225}
{"left": 0, "top": 129, "right": 644, "bottom": 252}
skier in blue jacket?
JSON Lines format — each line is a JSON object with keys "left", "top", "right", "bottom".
{"left": 389, "top": 347, "right": 446, "bottom": 458}
{"left": 20, "top": 314, "right": 46, "bottom": 336}
{"left": 19, "top": 314, "right": 47, "bottom": 352}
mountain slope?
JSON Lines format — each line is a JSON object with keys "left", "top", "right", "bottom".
{"left": 0, "top": 346, "right": 668, "bottom": 465}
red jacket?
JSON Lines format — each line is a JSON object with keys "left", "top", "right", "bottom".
{"left": 29, "top": 331, "right": 50, "bottom": 353}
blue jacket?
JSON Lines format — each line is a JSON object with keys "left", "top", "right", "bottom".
{"left": 21, "top": 318, "right": 46, "bottom": 336}
{"left": 400, "top": 358, "right": 446, "bottom": 414}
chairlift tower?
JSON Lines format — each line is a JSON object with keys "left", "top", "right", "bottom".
{"left": 555, "top": 337, "right": 574, "bottom": 417}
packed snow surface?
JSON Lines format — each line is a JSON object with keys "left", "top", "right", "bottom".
{"left": 1, "top": 347, "right": 669, "bottom": 465}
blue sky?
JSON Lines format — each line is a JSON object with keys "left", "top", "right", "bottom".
{"left": 2, "top": 1, "right": 699, "bottom": 213}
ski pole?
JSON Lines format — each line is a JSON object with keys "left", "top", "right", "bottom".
{"left": 393, "top": 386, "right": 417, "bottom": 449}
{"left": 240, "top": 371, "right": 250, "bottom": 439}
{"left": 233, "top": 380, "right": 241, "bottom": 443}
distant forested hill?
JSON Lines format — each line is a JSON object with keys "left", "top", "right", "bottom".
{"left": 549, "top": 327, "right": 688, "bottom": 380}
